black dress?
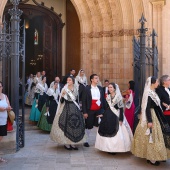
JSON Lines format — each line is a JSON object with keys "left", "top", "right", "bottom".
{"left": 98, "top": 103, "right": 124, "bottom": 137}
{"left": 46, "top": 95, "right": 58, "bottom": 124}
{"left": 146, "top": 96, "right": 170, "bottom": 149}
{"left": 35, "top": 92, "right": 47, "bottom": 112}
{"left": 58, "top": 95, "right": 85, "bottom": 143}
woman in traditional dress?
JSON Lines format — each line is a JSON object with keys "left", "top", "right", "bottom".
{"left": 95, "top": 83, "right": 133, "bottom": 154}
{"left": 50, "top": 76, "right": 85, "bottom": 150}
{"left": 37, "top": 81, "right": 59, "bottom": 131}
{"left": 75, "top": 69, "right": 88, "bottom": 109}
{"left": 131, "top": 76, "right": 170, "bottom": 166}
{"left": 25, "top": 74, "right": 34, "bottom": 106}
{"left": 122, "top": 80, "right": 135, "bottom": 131}
{"left": 36, "top": 76, "right": 48, "bottom": 113}
{"left": 33, "top": 72, "right": 42, "bottom": 85}
{"left": 29, "top": 76, "right": 48, "bottom": 122}
{"left": 26, "top": 72, "right": 42, "bottom": 107}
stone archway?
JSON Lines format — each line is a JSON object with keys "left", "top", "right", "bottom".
{"left": 69, "top": 0, "right": 152, "bottom": 88}
{"left": 0, "top": 0, "right": 168, "bottom": 88}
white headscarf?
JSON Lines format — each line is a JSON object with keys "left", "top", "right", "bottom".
{"left": 106, "top": 83, "right": 124, "bottom": 108}
{"left": 141, "top": 77, "right": 151, "bottom": 127}
{"left": 141, "top": 77, "right": 162, "bottom": 127}
{"left": 75, "top": 69, "right": 88, "bottom": 86}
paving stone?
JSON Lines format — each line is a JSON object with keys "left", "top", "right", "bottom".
{"left": 0, "top": 107, "right": 170, "bottom": 170}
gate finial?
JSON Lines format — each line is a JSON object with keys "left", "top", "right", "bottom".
{"left": 139, "top": 13, "right": 147, "bottom": 24}
{"left": 152, "top": 29, "right": 157, "bottom": 37}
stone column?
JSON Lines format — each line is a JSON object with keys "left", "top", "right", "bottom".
{"left": 150, "top": 0, "right": 165, "bottom": 75}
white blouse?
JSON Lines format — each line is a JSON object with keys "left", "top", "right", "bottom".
{"left": 0, "top": 94, "right": 8, "bottom": 125}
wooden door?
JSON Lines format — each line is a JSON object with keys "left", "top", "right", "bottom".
{"left": 43, "top": 16, "right": 56, "bottom": 83}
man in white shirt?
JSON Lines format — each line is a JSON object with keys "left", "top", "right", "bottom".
{"left": 82, "top": 74, "right": 106, "bottom": 147}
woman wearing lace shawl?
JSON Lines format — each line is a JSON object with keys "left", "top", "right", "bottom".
{"left": 131, "top": 77, "right": 170, "bottom": 166}
{"left": 95, "top": 83, "right": 133, "bottom": 154}
{"left": 37, "top": 81, "right": 59, "bottom": 131}
{"left": 29, "top": 76, "right": 48, "bottom": 122}
{"left": 50, "top": 76, "right": 85, "bottom": 150}
{"left": 75, "top": 69, "right": 88, "bottom": 101}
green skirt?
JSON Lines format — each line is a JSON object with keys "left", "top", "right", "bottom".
{"left": 37, "top": 104, "right": 52, "bottom": 132}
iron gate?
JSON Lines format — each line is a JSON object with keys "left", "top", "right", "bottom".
{"left": 133, "top": 14, "right": 159, "bottom": 132}
{"left": 133, "top": 14, "right": 159, "bottom": 106}
{"left": 0, "top": 0, "right": 25, "bottom": 151}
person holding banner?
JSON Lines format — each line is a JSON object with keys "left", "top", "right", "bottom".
{"left": 50, "top": 76, "right": 85, "bottom": 150}
{"left": 95, "top": 83, "right": 133, "bottom": 154}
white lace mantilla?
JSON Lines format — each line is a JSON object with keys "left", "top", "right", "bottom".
{"left": 35, "top": 83, "right": 48, "bottom": 95}
{"left": 148, "top": 90, "right": 162, "bottom": 111}
{"left": 106, "top": 94, "right": 124, "bottom": 117}
{"left": 46, "top": 87, "right": 59, "bottom": 103}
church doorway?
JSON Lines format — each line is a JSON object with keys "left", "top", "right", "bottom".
{"left": 4, "top": 2, "right": 64, "bottom": 83}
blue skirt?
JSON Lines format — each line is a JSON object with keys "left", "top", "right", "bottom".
{"left": 29, "top": 98, "right": 41, "bottom": 121}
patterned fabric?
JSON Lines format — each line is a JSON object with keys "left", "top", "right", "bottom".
{"left": 131, "top": 109, "right": 170, "bottom": 161}
{"left": 50, "top": 89, "right": 86, "bottom": 145}
{"left": 59, "top": 101, "right": 85, "bottom": 142}
{"left": 37, "top": 104, "right": 52, "bottom": 132}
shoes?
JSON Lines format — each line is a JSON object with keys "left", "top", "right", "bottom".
{"left": 147, "top": 160, "right": 160, "bottom": 166}
{"left": 108, "top": 152, "right": 116, "bottom": 155}
{"left": 83, "top": 142, "right": 90, "bottom": 147}
{"left": 70, "top": 145, "right": 78, "bottom": 150}
{"left": 161, "top": 160, "right": 166, "bottom": 162}
{"left": 64, "top": 145, "right": 72, "bottom": 150}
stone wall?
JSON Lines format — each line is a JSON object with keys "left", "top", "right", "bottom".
{"left": 0, "top": 0, "right": 168, "bottom": 89}
{"left": 70, "top": 0, "right": 150, "bottom": 89}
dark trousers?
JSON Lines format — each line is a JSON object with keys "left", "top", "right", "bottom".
{"left": 85, "top": 110, "right": 100, "bottom": 129}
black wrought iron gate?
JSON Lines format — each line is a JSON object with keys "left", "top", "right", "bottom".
{"left": 133, "top": 14, "right": 159, "bottom": 131}
{"left": 0, "top": 0, "right": 25, "bottom": 151}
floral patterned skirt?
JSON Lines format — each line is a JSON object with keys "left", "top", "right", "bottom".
{"left": 131, "top": 109, "right": 170, "bottom": 161}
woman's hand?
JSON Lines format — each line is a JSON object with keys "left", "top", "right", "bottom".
{"left": 83, "top": 113, "right": 88, "bottom": 119}
{"left": 119, "top": 121, "right": 123, "bottom": 126}
{"left": 162, "top": 102, "right": 169, "bottom": 109}
{"left": 96, "top": 114, "right": 103, "bottom": 118}
{"left": 6, "top": 106, "right": 12, "bottom": 111}
{"left": 62, "top": 90, "right": 66, "bottom": 97}
{"left": 148, "top": 122, "right": 153, "bottom": 128}
{"left": 46, "top": 107, "right": 49, "bottom": 112}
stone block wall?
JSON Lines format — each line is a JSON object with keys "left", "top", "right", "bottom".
{"left": 0, "top": 0, "right": 168, "bottom": 90}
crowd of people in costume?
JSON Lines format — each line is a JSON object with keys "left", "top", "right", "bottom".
{"left": 2, "top": 69, "right": 169, "bottom": 165}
